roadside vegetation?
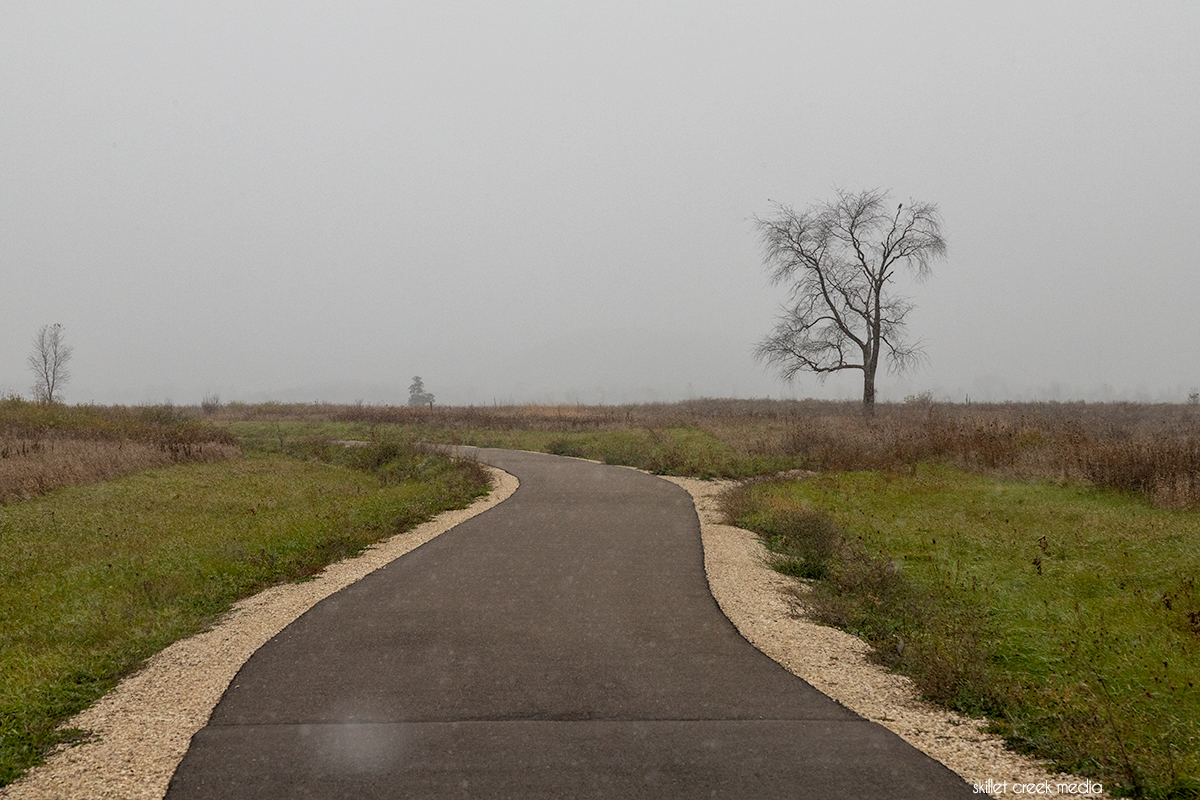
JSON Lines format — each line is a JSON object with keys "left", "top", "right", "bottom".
{"left": 209, "top": 397, "right": 1200, "bottom": 797}
{"left": 724, "top": 467, "right": 1200, "bottom": 798}
{"left": 0, "top": 397, "right": 240, "bottom": 503}
{"left": 226, "top": 416, "right": 793, "bottom": 479}
{"left": 6, "top": 396, "right": 1197, "bottom": 796}
{"left": 211, "top": 398, "right": 1200, "bottom": 510}
{"left": 0, "top": 426, "right": 488, "bottom": 786}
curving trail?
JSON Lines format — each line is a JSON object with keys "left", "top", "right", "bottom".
{"left": 166, "top": 449, "right": 975, "bottom": 799}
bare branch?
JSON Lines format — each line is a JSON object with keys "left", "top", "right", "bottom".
{"left": 27, "top": 323, "right": 74, "bottom": 404}
{"left": 752, "top": 189, "right": 947, "bottom": 414}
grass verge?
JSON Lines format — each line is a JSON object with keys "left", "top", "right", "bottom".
{"left": 0, "top": 442, "right": 489, "bottom": 787}
{"left": 724, "top": 466, "right": 1200, "bottom": 799}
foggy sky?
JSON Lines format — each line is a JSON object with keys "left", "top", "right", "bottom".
{"left": 4, "top": 2, "right": 1198, "bottom": 406}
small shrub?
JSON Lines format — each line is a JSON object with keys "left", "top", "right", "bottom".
{"left": 754, "top": 507, "right": 842, "bottom": 580}
{"left": 904, "top": 390, "right": 935, "bottom": 405}
{"left": 546, "top": 438, "right": 587, "bottom": 458}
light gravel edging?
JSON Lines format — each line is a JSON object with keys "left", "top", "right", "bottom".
{"left": 2, "top": 467, "right": 519, "bottom": 800}
{"left": 664, "top": 476, "right": 1109, "bottom": 800}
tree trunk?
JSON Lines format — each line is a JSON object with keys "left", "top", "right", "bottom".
{"left": 862, "top": 366, "right": 877, "bottom": 417}
{"left": 861, "top": 338, "right": 879, "bottom": 418}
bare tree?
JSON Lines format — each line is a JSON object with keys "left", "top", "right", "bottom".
{"left": 27, "top": 323, "right": 74, "bottom": 404}
{"left": 753, "top": 189, "right": 947, "bottom": 416}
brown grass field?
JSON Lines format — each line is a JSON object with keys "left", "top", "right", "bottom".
{"left": 7, "top": 394, "right": 1197, "bottom": 510}
{"left": 0, "top": 399, "right": 240, "bottom": 503}
{"left": 213, "top": 397, "right": 1200, "bottom": 509}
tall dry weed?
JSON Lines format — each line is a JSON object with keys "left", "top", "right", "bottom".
{"left": 0, "top": 438, "right": 240, "bottom": 503}
{"left": 0, "top": 399, "right": 241, "bottom": 502}
{"left": 211, "top": 397, "right": 1200, "bottom": 508}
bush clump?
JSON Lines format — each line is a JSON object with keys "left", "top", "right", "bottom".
{"left": 753, "top": 508, "right": 842, "bottom": 580}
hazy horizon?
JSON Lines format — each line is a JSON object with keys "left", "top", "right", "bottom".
{"left": 5, "top": 2, "right": 1198, "bottom": 407}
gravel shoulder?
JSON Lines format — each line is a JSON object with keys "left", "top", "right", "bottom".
{"left": 5, "top": 464, "right": 1106, "bottom": 799}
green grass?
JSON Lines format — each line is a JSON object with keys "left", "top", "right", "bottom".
{"left": 0, "top": 444, "right": 489, "bottom": 787}
{"left": 727, "top": 465, "right": 1200, "bottom": 799}
{"left": 223, "top": 419, "right": 376, "bottom": 450}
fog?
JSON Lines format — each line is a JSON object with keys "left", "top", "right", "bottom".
{"left": 4, "top": 2, "right": 1198, "bottom": 406}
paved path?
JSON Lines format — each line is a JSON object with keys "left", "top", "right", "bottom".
{"left": 166, "top": 449, "right": 976, "bottom": 799}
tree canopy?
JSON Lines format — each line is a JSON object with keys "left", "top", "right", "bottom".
{"left": 27, "top": 323, "right": 73, "bottom": 404}
{"left": 407, "top": 376, "right": 435, "bottom": 407}
{"left": 754, "top": 189, "right": 947, "bottom": 414}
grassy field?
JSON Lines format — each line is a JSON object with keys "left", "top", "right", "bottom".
{"left": 208, "top": 398, "right": 1200, "bottom": 797}
{"left": 0, "top": 439, "right": 489, "bottom": 786}
{"left": 209, "top": 397, "right": 1200, "bottom": 509}
{"left": 5, "top": 397, "right": 1198, "bottom": 796}
{"left": 725, "top": 468, "right": 1200, "bottom": 799}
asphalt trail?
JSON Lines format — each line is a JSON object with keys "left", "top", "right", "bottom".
{"left": 166, "top": 448, "right": 975, "bottom": 799}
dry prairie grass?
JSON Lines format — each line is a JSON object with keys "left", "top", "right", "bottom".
{"left": 766, "top": 401, "right": 1200, "bottom": 509}
{"left": 0, "top": 399, "right": 240, "bottom": 503}
{"left": 0, "top": 438, "right": 241, "bottom": 503}
{"left": 215, "top": 398, "right": 1200, "bottom": 508}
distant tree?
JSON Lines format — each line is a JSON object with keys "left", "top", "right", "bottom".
{"left": 27, "top": 323, "right": 74, "bottom": 404}
{"left": 408, "top": 376, "right": 435, "bottom": 408}
{"left": 753, "top": 189, "right": 947, "bottom": 416}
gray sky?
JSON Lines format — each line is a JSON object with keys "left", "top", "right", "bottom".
{"left": 4, "top": 1, "right": 1198, "bottom": 406}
